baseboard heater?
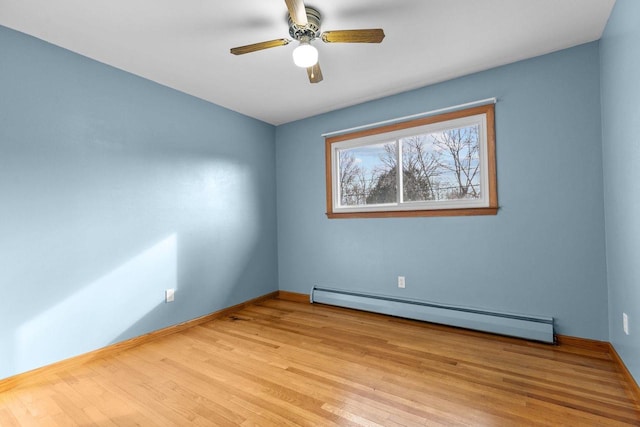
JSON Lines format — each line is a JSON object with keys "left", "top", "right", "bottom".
{"left": 310, "top": 286, "right": 555, "bottom": 343}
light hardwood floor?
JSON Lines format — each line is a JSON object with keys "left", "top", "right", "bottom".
{"left": 1, "top": 298, "right": 638, "bottom": 426}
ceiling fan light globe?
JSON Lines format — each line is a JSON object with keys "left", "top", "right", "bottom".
{"left": 292, "top": 43, "right": 318, "bottom": 68}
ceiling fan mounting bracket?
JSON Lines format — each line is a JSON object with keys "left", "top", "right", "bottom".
{"left": 288, "top": 7, "right": 321, "bottom": 41}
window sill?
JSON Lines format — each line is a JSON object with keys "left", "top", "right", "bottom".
{"left": 326, "top": 206, "right": 499, "bottom": 219}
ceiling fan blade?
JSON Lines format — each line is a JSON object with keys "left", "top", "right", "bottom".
{"left": 230, "top": 39, "right": 290, "bottom": 55}
{"left": 321, "top": 29, "right": 385, "bottom": 44}
{"left": 307, "top": 62, "right": 323, "bottom": 84}
{"left": 285, "top": 0, "right": 308, "bottom": 27}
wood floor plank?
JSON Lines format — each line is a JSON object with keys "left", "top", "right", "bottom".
{"left": 0, "top": 406, "right": 21, "bottom": 427}
{"left": 1, "top": 298, "right": 638, "bottom": 425}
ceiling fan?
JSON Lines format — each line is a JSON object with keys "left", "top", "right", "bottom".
{"left": 230, "top": 0, "right": 385, "bottom": 84}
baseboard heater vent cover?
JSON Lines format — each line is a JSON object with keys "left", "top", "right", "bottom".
{"left": 310, "top": 286, "right": 554, "bottom": 343}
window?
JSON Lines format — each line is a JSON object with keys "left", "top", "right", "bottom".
{"left": 325, "top": 104, "right": 497, "bottom": 218}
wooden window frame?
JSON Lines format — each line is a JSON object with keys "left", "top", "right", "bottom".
{"left": 325, "top": 104, "right": 498, "bottom": 219}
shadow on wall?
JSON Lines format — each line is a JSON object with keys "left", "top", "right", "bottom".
{"left": 2, "top": 155, "right": 274, "bottom": 380}
{"left": 14, "top": 234, "right": 178, "bottom": 375}
{"left": 110, "top": 233, "right": 272, "bottom": 345}
{"left": 9, "top": 201, "right": 268, "bottom": 379}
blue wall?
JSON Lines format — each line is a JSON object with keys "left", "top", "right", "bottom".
{"left": 276, "top": 42, "right": 608, "bottom": 340}
{"left": 600, "top": 0, "right": 640, "bottom": 383}
{"left": 0, "top": 26, "right": 278, "bottom": 379}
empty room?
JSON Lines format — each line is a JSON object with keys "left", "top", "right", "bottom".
{"left": 1, "top": 0, "right": 639, "bottom": 425}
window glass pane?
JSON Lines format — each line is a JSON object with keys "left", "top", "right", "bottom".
{"left": 402, "top": 125, "right": 481, "bottom": 202}
{"left": 338, "top": 141, "right": 397, "bottom": 206}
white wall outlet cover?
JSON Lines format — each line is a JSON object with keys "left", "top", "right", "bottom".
{"left": 165, "top": 289, "right": 175, "bottom": 303}
{"left": 398, "top": 276, "right": 406, "bottom": 288}
{"left": 623, "top": 313, "right": 629, "bottom": 335}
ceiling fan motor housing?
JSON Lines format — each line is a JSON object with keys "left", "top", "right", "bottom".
{"left": 288, "top": 7, "right": 321, "bottom": 40}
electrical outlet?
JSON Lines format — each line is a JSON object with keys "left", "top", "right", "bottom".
{"left": 623, "top": 313, "right": 629, "bottom": 335}
{"left": 398, "top": 276, "right": 406, "bottom": 289}
{"left": 165, "top": 289, "right": 175, "bottom": 303}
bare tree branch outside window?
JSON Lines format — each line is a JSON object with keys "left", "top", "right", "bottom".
{"left": 337, "top": 126, "right": 481, "bottom": 207}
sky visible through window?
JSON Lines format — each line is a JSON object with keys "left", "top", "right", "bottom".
{"left": 348, "top": 143, "right": 390, "bottom": 176}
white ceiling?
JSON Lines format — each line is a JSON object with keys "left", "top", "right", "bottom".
{"left": 0, "top": 0, "right": 615, "bottom": 125}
